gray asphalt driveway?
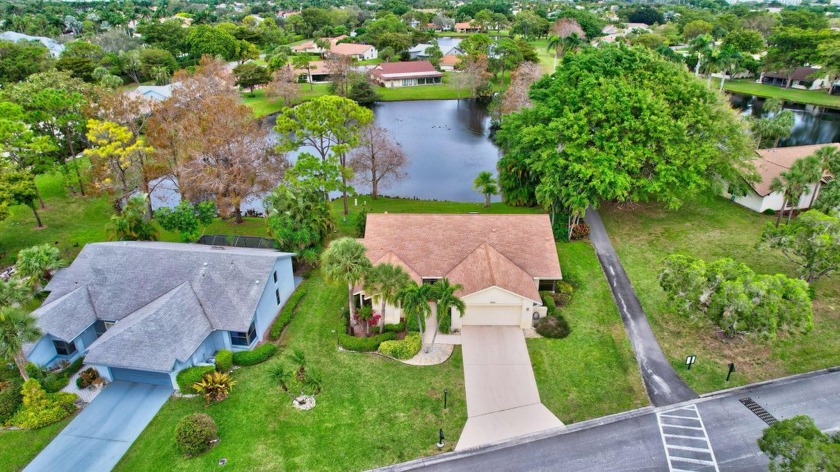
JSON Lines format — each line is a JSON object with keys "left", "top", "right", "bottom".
{"left": 586, "top": 208, "right": 697, "bottom": 407}
{"left": 24, "top": 381, "right": 172, "bottom": 472}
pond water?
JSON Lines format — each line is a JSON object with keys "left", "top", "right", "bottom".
{"left": 729, "top": 93, "right": 840, "bottom": 147}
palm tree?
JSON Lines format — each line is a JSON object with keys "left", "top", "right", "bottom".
{"left": 427, "top": 278, "right": 465, "bottom": 352}
{"left": 397, "top": 282, "right": 432, "bottom": 352}
{"left": 808, "top": 146, "right": 840, "bottom": 208}
{"left": 770, "top": 166, "right": 811, "bottom": 227}
{"left": 0, "top": 277, "right": 30, "bottom": 307}
{"left": 547, "top": 18, "right": 585, "bottom": 70}
{"left": 321, "top": 238, "right": 372, "bottom": 325}
{"left": 15, "top": 244, "right": 64, "bottom": 290}
{"left": 689, "top": 34, "right": 713, "bottom": 78}
{"left": 0, "top": 307, "right": 42, "bottom": 380}
{"left": 364, "top": 263, "right": 411, "bottom": 334}
{"left": 473, "top": 171, "right": 499, "bottom": 208}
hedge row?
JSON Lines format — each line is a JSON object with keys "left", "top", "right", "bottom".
{"left": 215, "top": 350, "right": 233, "bottom": 373}
{"left": 382, "top": 322, "right": 405, "bottom": 333}
{"left": 232, "top": 343, "right": 278, "bottom": 366}
{"left": 176, "top": 366, "right": 214, "bottom": 392}
{"left": 338, "top": 332, "right": 398, "bottom": 352}
{"left": 269, "top": 289, "right": 307, "bottom": 341}
{"left": 378, "top": 333, "right": 422, "bottom": 360}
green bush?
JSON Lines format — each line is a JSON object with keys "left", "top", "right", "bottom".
{"left": 75, "top": 367, "right": 100, "bottom": 389}
{"left": 552, "top": 281, "right": 574, "bottom": 307}
{"left": 0, "top": 380, "right": 23, "bottom": 425}
{"left": 763, "top": 208, "right": 777, "bottom": 216}
{"left": 232, "top": 343, "right": 278, "bottom": 366}
{"left": 378, "top": 333, "right": 422, "bottom": 360}
{"left": 438, "top": 311, "right": 452, "bottom": 334}
{"left": 9, "top": 380, "right": 76, "bottom": 429}
{"left": 356, "top": 207, "right": 368, "bottom": 237}
{"left": 540, "top": 291, "right": 557, "bottom": 314}
{"left": 35, "top": 357, "right": 87, "bottom": 393}
{"left": 175, "top": 413, "right": 218, "bottom": 456}
{"left": 338, "top": 332, "right": 398, "bottom": 352}
{"left": 24, "top": 363, "right": 44, "bottom": 381}
{"left": 383, "top": 322, "right": 405, "bottom": 333}
{"left": 215, "top": 350, "right": 233, "bottom": 373}
{"left": 570, "top": 222, "right": 591, "bottom": 240}
{"left": 535, "top": 315, "right": 571, "bottom": 339}
{"left": 406, "top": 314, "right": 421, "bottom": 332}
{"left": 269, "top": 288, "right": 307, "bottom": 340}
{"left": 176, "top": 366, "right": 214, "bottom": 392}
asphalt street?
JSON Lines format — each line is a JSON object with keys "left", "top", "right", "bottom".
{"left": 585, "top": 208, "right": 697, "bottom": 407}
{"left": 385, "top": 369, "right": 840, "bottom": 472}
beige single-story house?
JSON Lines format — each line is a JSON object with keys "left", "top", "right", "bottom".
{"left": 356, "top": 214, "right": 563, "bottom": 330}
{"left": 723, "top": 143, "right": 839, "bottom": 213}
{"left": 760, "top": 67, "right": 832, "bottom": 91}
{"left": 330, "top": 42, "right": 378, "bottom": 60}
{"left": 440, "top": 54, "right": 460, "bottom": 72}
{"left": 370, "top": 61, "right": 443, "bottom": 87}
{"left": 290, "top": 60, "right": 330, "bottom": 83}
{"left": 292, "top": 35, "right": 347, "bottom": 54}
{"left": 455, "top": 21, "right": 484, "bottom": 33}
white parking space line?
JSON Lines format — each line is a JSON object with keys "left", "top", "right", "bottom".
{"left": 656, "top": 405, "right": 720, "bottom": 472}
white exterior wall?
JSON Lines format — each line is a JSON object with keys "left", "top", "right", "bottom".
{"left": 452, "top": 286, "right": 534, "bottom": 330}
{"left": 726, "top": 183, "right": 819, "bottom": 213}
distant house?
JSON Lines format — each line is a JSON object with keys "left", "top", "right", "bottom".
{"left": 357, "top": 214, "right": 563, "bottom": 330}
{"left": 760, "top": 67, "right": 831, "bottom": 90}
{"left": 370, "top": 61, "right": 443, "bottom": 87}
{"left": 132, "top": 84, "right": 174, "bottom": 101}
{"left": 440, "top": 54, "right": 461, "bottom": 72}
{"left": 24, "top": 242, "right": 296, "bottom": 389}
{"left": 723, "top": 143, "right": 840, "bottom": 213}
{"left": 0, "top": 31, "right": 64, "bottom": 57}
{"left": 455, "top": 21, "right": 483, "bottom": 33}
{"left": 290, "top": 60, "right": 330, "bottom": 83}
{"left": 292, "top": 35, "right": 377, "bottom": 60}
{"left": 408, "top": 43, "right": 436, "bottom": 59}
{"left": 292, "top": 35, "right": 347, "bottom": 54}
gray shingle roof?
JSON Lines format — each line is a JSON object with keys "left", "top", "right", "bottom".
{"left": 84, "top": 283, "right": 213, "bottom": 372}
{"left": 30, "top": 287, "right": 98, "bottom": 342}
{"left": 43, "top": 242, "right": 291, "bottom": 332}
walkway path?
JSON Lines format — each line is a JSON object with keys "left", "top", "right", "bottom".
{"left": 456, "top": 326, "right": 563, "bottom": 450}
{"left": 586, "top": 208, "right": 697, "bottom": 407}
{"left": 25, "top": 381, "right": 172, "bottom": 472}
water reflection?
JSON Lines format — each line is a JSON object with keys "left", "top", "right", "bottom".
{"left": 729, "top": 94, "right": 840, "bottom": 147}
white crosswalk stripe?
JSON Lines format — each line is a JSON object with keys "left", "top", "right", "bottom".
{"left": 656, "top": 404, "right": 720, "bottom": 472}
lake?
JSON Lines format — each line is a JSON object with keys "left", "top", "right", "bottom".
{"left": 729, "top": 93, "right": 840, "bottom": 147}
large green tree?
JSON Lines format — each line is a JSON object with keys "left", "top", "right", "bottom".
{"left": 496, "top": 45, "right": 754, "bottom": 234}
{"left": 761, "top": 210, "right": 840, "bottom": 284}
{"left": 764, "top": 28, "right": 835, "bottom": 88}
{"left": 0, "top": 307, "right": 42, "bottom": 381}
{"left": 321, "top": 237, "right": 372, "bottom": 324}
{"left": 0, "top": 167, "right": 43, "bottom": 228}
{"left": 155, "top": 200, "right": 216, "bottom": 243}
{"left": 750, "top": 98, "right": 795, "bottom": 148}
{"left": 274, "top": 95, "right": 374, "bottom": 215}
{"left": 758, "top": 415, "right": 840, "bottom": 471}
{"left": 0, "top": 40, "right": 54, "bottom": 85}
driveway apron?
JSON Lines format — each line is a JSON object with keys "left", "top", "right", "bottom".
{"left": 586, "top": 208, "right": 697, "bottom": 407}
{"left": 456, "top": 326, "right": 563, "bottom": 450}
{"left": 24, "top": 381, "right": 172, "bottom": 472}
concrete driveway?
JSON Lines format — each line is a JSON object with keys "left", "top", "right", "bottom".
{"left": 25, "top": 381, "right": 172, "bottom": 472}
{"left": 456, "top": 326, "right": 563, "bottom": 450}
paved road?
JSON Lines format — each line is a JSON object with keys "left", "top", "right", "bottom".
{"left": 456, "top": 327, "right": 563, "bottom": 450}
{"left": 383, "top": 369, "right": 840, "bottom": 471}
{"left": 25, "top": 381, "right": 172, "bottom": 472}
{"left": 585, "top": 208, "right": 697, "bottom": 407}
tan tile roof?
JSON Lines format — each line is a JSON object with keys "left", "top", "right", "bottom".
{"left": 750, "top": 143, "right": 839, "bottom": 196}
{"left": 440, "top": 55, "right": 460, "bottom": 66}
{"left": 330, "top": 43, "right": 374, "bottom": 56}
{"left": 446, "top": 242, "right": 541, "bottom": 301}
{"left": 374, "top": 251, "right": 423, "bottom": 284}
{"left": 361, "top": 214, "right": 562, "bottom": 299}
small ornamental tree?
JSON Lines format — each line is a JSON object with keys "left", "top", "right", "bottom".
{"left": 156, "top": 200, "right": 216, "bottom": 242}
{"left": 761, "top": 210, "right": 840, "bottom": 284}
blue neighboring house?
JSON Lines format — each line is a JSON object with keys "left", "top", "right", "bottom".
{"left": 24, "top": 242, "right": 295, "bottom": 390}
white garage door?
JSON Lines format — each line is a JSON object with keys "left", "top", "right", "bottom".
{"left": 461, "top": 305, "right": 521, "bottom": 326}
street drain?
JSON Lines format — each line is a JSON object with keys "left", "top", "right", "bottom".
{"left": 739, "top": 397, "right": 777, "bottom": 425}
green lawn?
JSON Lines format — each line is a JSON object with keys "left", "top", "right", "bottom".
{"left": 601, "top": 196, "right": 840, "bottom": 394}
{"left": 242, "top": 85, "right": 331, "bottom": 117}
{"left": 529, "top": 241, "right": 648, "bottom": 423}
{"left": 527, "top": 38, "right": 557, "bottom": 74}
{"left": 723, "top": 79, "right": 840, "bottom": 109}
{"left": 115, "top": 271, "right": 468, "bottom": 471}
{"left": 0, "top": 416, "right": 75, "bottom": 472}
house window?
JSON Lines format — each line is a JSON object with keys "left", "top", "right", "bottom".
{"left": 422, "top": 278, "right": 439, "bottom": 286}
{"left": 538, "top": 280, "right": 556, "bottom": 292}
{"left": 231, "top": 322, "right": 257, "bottom": 347}
{"left": 53, "top": 340, "right": 77, "bottom": 356}
{"left": 273, "top": 271, "right": 278, "bottom": 284}
{"left": 94, "top": 320, "right": 115, "bottom": 338}
{"left": 275, "top": 288, "right": 281, "bottom": 305}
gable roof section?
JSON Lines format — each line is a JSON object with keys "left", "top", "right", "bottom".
{"left": 371, "top": 61, "right": 443, "bottom": 80}
{"left": 749, "top": 143, "right": 839, "bottom": 196}
{"left": 330, "top": 42, "right": 374, "bottom": 56}
{"left": 84, "top": 283, "right": 213, "bottom": 372}
{"left": 361, "top": 214, "right": 561, "bottom": 299}
{"left": 42, "top": 242, "right": 291, "bottom": 333}
{"left": 374, "top": 251, "right": 423, "bottom": 284}
{"left": 446, "top": 242, "right": 540, "bottom": 301}
{"left": 30, "top": 287, "right": 97, "bottom": 343}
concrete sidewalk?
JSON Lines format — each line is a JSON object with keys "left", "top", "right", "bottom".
{"left": 456, "top": 326, "right": 563, "bottom": 450}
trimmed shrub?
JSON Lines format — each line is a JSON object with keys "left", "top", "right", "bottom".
{"left": 175, "top": 413, "right": 218, "bottom": 456}
{"left": 382, "top": 322, "right": 405, "bottom": 333}
{"left": 24, "top": 363, "right": 44, "bottom": 381}
{"left": 10, "top": 380, "right": 76, "bottom": 429}
{"left": 176, "top": 366, "right": 214, "bottom": 392}
{"left": 438, "top": 311, "right": 452, "bottom": 334}
{"left": 356, "top": 207, "right": 368, "bottom": 237}
{"left": 75, "top": 368, "right": 100, "bottom": 389}
{"left": 0, "top": 381, "right": 23, "bottom": 425}
{"left": 570, "top": 222, "right": 591, "bottom": 240}
{"left": 215, "top": 350, "right": 233, "bottom": 373}
{"left": 378, "top": 333, "right": 422, "bottom": 360}
{"left": 269, "top": 288, "right": 307, "bottom": 340}
{"left": 762, "top": 208, "right": 777, "bottom": 216}
{"left": 552, "top": 281, "right": 574, "bottom": 307}
{"left": 535, "top": 315, "right": 571, "bottom": 339}
{"left": 232, "top": 343, "right": 278, "bottom": 366}
{"left": 338, "top": 332, "right": 398, "bottom": 352}
{"left": 540, "top": 291, "right": 557, "bottom": 314}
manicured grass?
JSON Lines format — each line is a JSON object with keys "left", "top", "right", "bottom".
{"left": 723, "top": 79, "right": 840, "bottom": 109}
{"left": 528, "top": 38, "right": 558, "bottom": 74}
{"left": 115, "top": 271, "right": 467, "bottom": 471}
{"left": 600, "top": 196, "right": 840, "bottom": 394}
{"left": 0, "top": 416, "right": 75, "bottom": 472}
{"left": 242, "top": 85, "right": 331, "bottom": 117}
{"left": 330, "top": 195, "right": 542, "bottom": 236}
{"left": 529, "top": 241, "right": 648, "bottom": 423}
{"left": 0, "top": 171, "right": 111, "bottom": 266}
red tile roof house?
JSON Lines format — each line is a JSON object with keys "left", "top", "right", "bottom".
{"left": 370, "top": 61, "right": 443, "bottom": 88}
{"left": 722, "top": 143, "right": 839, "bottom": 213}
{"left": 356, "top": 214, "right": 563, "bottom": 331}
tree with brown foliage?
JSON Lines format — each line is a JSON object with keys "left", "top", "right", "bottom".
{"left": 265, "top": 67, "right": 301, "bottom": 107}
{"left": 325, "top": 53, "right": 354, "bottom": 97}
{"left": 349, "top": 126, "right": 408, "bottom": 199}
{"left": 499, "top": 62, "right": 543, "bottom": 116}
